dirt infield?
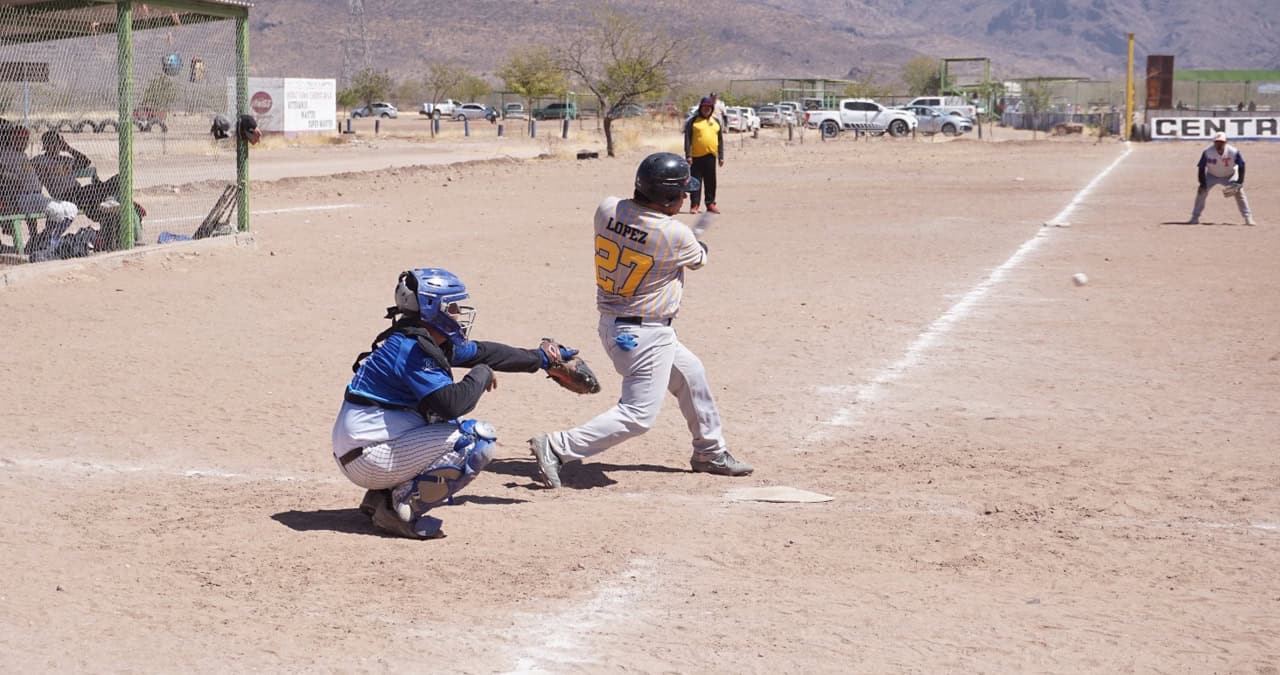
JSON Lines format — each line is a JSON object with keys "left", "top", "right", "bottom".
{"left": 0, "top": 129, "right": 1276, "bottom": 673}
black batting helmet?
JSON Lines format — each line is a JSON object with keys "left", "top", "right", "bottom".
{"left": 634, "top": 152, "right": 700, "bottom": 208}
{"left": 210, "top": 114, "right": 231, "bottom": 139}
{"left": 236, "top": 114, "right": 261, "bottom": 144}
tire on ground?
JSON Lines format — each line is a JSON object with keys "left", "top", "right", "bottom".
{"left": 888, "top": 119, "right": 909, "bottom": 137}
{"left": 820, "top": 120, "right": 839, "bottom": 139}
{"left": 95, "top": 119, "right": 118, "bottom": 133}
{"left": 942, "top": 123, "right": 957, "bottom": 136}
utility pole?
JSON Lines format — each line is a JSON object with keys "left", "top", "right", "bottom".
{"left": 340, "top": 0, "right": 372, "bottom": 88}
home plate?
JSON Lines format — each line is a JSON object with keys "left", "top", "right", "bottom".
{"left": 726, "top": 486, "right": 833, "bottom": 503}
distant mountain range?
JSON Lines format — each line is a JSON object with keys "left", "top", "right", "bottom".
{"left": 248, "top": 0, "right": 1279, "bottom": 90}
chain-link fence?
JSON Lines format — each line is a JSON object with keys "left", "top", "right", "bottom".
{"left": 0, "top": 1, "right": 248, "bottom": 265}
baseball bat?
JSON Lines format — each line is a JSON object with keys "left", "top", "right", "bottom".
{"left": 690, "top": 211, "right": 713, "bottom": 239}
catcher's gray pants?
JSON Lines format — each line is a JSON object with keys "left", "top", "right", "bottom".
{"left": 548, "top": 314, "right": 727, "bottom": 461}
{"left": 1192, "top": 174, "right": 1251, "bottom": 220}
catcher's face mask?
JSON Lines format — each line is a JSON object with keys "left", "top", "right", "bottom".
{"left": 444, "top": 301, "right": 477, "bottom": 340}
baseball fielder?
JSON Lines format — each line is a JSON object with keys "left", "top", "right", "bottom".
{"left": 333, "top": 267, "right": 596, "bottom": 539}
{"left": 528, "top": 152, "right": 752, "bottom": 488}
{"left": 1190, "top": 131, "right": 1254, "bottom": 225}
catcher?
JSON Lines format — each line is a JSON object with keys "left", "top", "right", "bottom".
{"left": 331, "top": 266, "right": 599, "bottom": 540}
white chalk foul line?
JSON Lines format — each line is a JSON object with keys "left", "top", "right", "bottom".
{"left": 0, "top": 456, "right": 341, "bottom": 484}
{"left": 502, "top": 558, "right": 655, "bottom": 674}
{"left": 145, "top": 203, "right": 361, "bottom": 226}
{"left": 822, "top": 144, "right": 1134, "bottom": 429}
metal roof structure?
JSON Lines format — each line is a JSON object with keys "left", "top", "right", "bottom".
{"left": 0, "top": 0, "right": 252, "bottom": 46}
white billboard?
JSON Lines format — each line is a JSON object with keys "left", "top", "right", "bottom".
{"left": 227, "top": 77, "right": 336, "bottom": 135}
{"left": 1150, "top": 117, "right": 1280, "bottom": 141}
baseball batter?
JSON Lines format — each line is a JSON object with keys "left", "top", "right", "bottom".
{"left": 528, "top": 152, "right": 752, "bottom": 488}
{"left": 333, "top": 267, "right": 591, "bottom": 539}
{"left": 1190, "top": 131, "right": 1255, "bottom": 225}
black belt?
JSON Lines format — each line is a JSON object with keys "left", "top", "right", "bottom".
{"left": 338, "top": 446, "right": 366, "bottom": 467}
{"left": 615, "top": 316, "right": 671, "bottom": 326}
{"left": 345, "top": 389, "right": 413, "bottom": 410}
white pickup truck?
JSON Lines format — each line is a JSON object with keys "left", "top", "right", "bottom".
{"left": 419, "top": 99, "right": 463, "bottom": 119}
{"left": 906, "top": 96, "right": 976, "bottom": 120}
{"left": 805, "top": 98, "right": 918, "bottom": 138}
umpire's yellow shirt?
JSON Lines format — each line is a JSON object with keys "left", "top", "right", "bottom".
{"left": 684, "top": 115, "right": 722, "bottom": 159}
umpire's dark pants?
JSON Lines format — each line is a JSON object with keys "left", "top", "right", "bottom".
{"left": 690, "top": 154, "right": 718, "bottom": 207}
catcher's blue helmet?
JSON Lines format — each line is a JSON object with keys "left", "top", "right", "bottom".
{"left": 395, "top": 268, "right": 476, "bottom": 347}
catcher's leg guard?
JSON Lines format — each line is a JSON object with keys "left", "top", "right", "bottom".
{"left": 392, "top": 421, "right": 496, "bottom": 524}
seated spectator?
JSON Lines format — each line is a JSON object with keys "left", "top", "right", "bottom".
{"left": 30, "top": 130, "right": 144, "bottom": 251}
{"left": 0, "top": 120, "right": 79, "bottom": 255}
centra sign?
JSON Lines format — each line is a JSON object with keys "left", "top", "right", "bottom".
{"left": 1151, "top": 117, "right": 1280, "bottom": 140}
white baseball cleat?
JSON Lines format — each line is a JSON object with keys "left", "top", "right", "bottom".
{"left": 691, "top": 450, "right": 753, "bottom": 476}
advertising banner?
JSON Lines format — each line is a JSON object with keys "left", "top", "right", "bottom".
{"left": 1151, "top": 117, "right": 1280, "bottom": 140}
{"left": 227, "top": 77, "right": 336, "bottom": 135}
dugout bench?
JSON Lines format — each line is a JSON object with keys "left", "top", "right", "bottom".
{"left": 0, "top": 165, "right": 99, "bottom": 255}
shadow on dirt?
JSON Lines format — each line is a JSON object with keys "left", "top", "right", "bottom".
{"left": 486, "top": 456, "right": 686, "bottom": 490}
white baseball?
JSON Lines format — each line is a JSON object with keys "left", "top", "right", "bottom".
{"left": 1072, "top": 273, "right": 1089, "bottom": 286}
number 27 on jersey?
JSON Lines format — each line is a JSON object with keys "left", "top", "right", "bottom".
{"left": 595, "top": 235, "right": 654, "bottom": 296}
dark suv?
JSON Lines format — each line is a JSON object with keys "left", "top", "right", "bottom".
{"left": 532, "top": 102, "right": 579, "bottom": 120}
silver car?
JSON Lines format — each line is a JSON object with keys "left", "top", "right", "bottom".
{"left": 899, "top": 105, "right": 971, "bottom": 136}
{"left": 351, "top": 101, "right": 398, "bottom": 119}
{"left": 757, "top": 105, "right": 784, "bottom": 127}
{"left": 452, "top": 103, "right": 499, "bottom": 122}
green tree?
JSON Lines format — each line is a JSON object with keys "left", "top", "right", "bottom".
{"left": 348, "top": 68, "right": 394, "bottom": 108}
{"left": 558, "top": 10, "right": 690, "bottom": 157}
{"left": 456, "top": 74, "right": 492, "bottom": 103}
{"left": 902, "top": 56, "right": 941, "bottom": 96}
{"left": 497, "top": 45, "right": 566, "bottom": 113}
{"left": 337, "top": 87, "right": 360, "bottom": 113}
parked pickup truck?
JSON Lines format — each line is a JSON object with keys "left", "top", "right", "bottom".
{"left": 906, "top": 96, "right": 976, "bottom": 121}
{"left": 419, "top": 99, "right": 463, "bottom": 119}
{"left": 805, "top": 99, "right": 917, "bottom": 138}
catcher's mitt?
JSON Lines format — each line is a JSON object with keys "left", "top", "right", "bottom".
{"left": 1223, "top": 182, "right": 1242, "bottom": 198}
{"left": 539, "top": 338, "right": 601, "bottom": 395}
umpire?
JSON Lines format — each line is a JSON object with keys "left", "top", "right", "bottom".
{"left": 684, "top": 97, "right": 724, "bottom": 214}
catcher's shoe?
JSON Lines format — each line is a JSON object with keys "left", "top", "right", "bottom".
{"left": 690, "top": 204, "right": 700, "bottom": 214}
{"left": 691, "top": 450, "right": 753, "bottom": 477}
{"left": 370, "top": 494, "right": 445, "bottom": 540}
{"left": 706, "top": 203, "right": 721, "bottom": 214}
{"left": 358, "top": 489, "right": 387, "bottom": 517}
{"left": 528, "top": 434, "right": 564, "bottom": 489}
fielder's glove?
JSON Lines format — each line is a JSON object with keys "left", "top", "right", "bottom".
{"left": 539, "top": 338, "right": 601, "bottom": 395}
{"left": 1223, "top": 182, "right": 1242, "bottom": 198}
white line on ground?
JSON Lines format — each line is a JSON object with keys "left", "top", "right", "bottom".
{"left": 820, "top": 144, "right": 1134, "bottom": 429}
{"left": 501, "top": 558, "right": 656, "bottom": 674}
{"left": 145, "top": 203, "right": 361, "bottom": 225}
{"left": 0, "top": 456, "right": 340, "bottom": 484}
{"left": 4, "top": 455, "right": 1274, "bottom": 535}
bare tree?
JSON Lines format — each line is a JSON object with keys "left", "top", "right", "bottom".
{"left": 497, "top": 45, "right": 566, "bottom": 114}
{"left": 559, "top": 10, "right": 689, "bottom": 157}
{"left": 422, "top": 62, "right": 467, "bottom": 109}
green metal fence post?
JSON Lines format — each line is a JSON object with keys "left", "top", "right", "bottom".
{"left": 116, "top": 1, "right": 135, "bottom": 250}
{"left": 236, "top": 14, "right": 249, "bottom": 232}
